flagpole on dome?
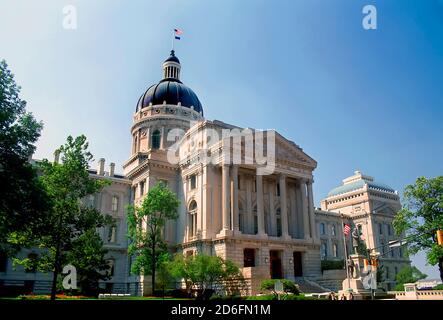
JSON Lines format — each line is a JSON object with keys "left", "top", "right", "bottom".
{"left": 172, "top": 28, "right": 183, "bottom": 52}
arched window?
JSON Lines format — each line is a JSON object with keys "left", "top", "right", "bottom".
{"left": 152, "top": 130, "right": 161, "bottom": 149}
{"left": 320, "top": 243, "right": 327, "bottom": 260}
{"left": 188, "top": 200, "right": 197, "bottom": 238}
{"left": 320, "top": 223, "right": 326, "bottom": 235}
{"left": 331, "top": 224, "right": 336, "bottom": 236}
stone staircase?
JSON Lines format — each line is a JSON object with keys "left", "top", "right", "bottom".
{"left": 293, "top": 277, "right": 331, "bottom": 294}
{"left": 315, "top": 279, "right": 343, "bottom": 293}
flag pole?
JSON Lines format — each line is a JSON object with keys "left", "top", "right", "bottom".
{"left": 341, "top": 214, "right": 351, "bottom": 292}
{"left": 171, "top": 29, "right": 174, "bottom": 51}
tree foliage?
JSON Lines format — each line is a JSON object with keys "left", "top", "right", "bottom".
{"left": 169, "top": 253, "right": 245, "bottom": 299}
{"left": 0, "top": 59, "right": 48, "bottom": 251}
{"left": 127, "top": 182, "right": 180, "bottom": 294}
{"left": 393, "top": 176, "right": 443, "bottom": 281}
{"left": 394, "top": 266, "right": 427, "bottom": 291}
{"left": 260, "top": 279, "right": 300, "bottom": 296}
{"left": 12, "top": 135, "right": 112, "bottom": 299}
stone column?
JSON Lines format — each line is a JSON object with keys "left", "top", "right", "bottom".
{"left": 256, "top": 172, "right": 266, "bottom": 236}
{"left": 137, "top": 129, "right": 141, "bottom": 152}
{"left": 246, "top": 175, "right": 253, "bottom": 234}
{"left": 307, "top": 180, "right": 317, "bottom": 240}
{"left": 269, "top": 181, "right": 276, "bottom": 236}
{"left": 300, "top": 180, "right": 310, "bottom": 240}
{"left": 289, "top": 185, "right": 296, "bottom": 238}
{"left": 146, "top": 127, "right": 151, "bottom": 150}
{"left": 231, "top": 165, "right": 239, "bottom": 232}
{"left": 160, "top": 126, "right": 166, "bottom": 149}
{"left": 279, "top": 174, "right": 290, "bottom": 239}
{"left": 222, "top": 164, "right": 231, "bottom": 232}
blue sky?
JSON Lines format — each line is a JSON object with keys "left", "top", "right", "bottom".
{"left": 1, "top": 0, "right": 442, "bottom": 278}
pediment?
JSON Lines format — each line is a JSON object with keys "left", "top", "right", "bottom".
{"left": 275, "top": 133, "right": 317, "bottom": 169}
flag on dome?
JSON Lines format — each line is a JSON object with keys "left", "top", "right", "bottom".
{"left": 174, "top": 28, "right": 183, "bottom": 40}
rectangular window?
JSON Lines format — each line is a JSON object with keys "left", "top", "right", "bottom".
{"left": 243, "top": 249, "right": 256, "bottom": 267}
{"left": 276, "top": 183, "right": 280, "bottom": 196}
{"left": 88, "top": 195, "right": 95, "bottom": 208}
{"left": 107, "top": 260, "right": 115, "bottom": 277}
{"left": 238, "top": 175, "right": 241, "bottom": 190}
{"left": 159, "top": 179, "right": 168, "bottom": 187}
{"left": 107, "top": 225, "right": 117, "bottom": 243}
{"left": 388, "top": 225, "right": 392, "bottom": 236}
{"left": 379, "top": 223, "right": 383, "bottom": 235}
{"left": 190, "top": 175, "right": 197, "bottom": 190}
{"left": 333, "top": 244, "right": 338, "bottom": 257}
{"left": 140, "top": 181, "right": 145, "bottom": 196}
{"left": 111, "top": 196, "right": 118, "bottom": 212}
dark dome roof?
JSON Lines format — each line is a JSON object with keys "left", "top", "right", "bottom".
{"left": 136, "top": 78, "right": 203, "bottom": 114}
{"left": 164, "top": 50, "right": 180, "bottom": 63}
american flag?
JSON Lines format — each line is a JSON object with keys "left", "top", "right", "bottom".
{"left": 174, "top": 28, "right": 184, "bottom": 35}
{"left": 343, "top": 223, "right": 351, "bottom": 236}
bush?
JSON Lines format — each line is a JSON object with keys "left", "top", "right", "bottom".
{"left": 209, "top": 295, "right": 244, "bottom": 301}
{"left": 260, "top": 279, "right": 300, "bottom": 295}
{"left": 246, "top": 294, "right": 317, "bottom": 300}
{"left": 321, "top": 260, "right": 344, "bottom": 272}
{"left": 433, "top": 284, "right": 443, "bottom": 290}
{"left": 394, "top": 283, "right": 405, "bottom": 291}
{"left": 168, "top": 289, "right": 190, "bottom": 298}
{"left": 246, "top": 294, "right": 277, "bottom": 300}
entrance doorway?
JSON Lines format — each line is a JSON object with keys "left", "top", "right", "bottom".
{"left": 270, "top": 250, "right": 282, "bottom": 279}
{"left": 293, "top": 252, "right": 303, "bottom": 277}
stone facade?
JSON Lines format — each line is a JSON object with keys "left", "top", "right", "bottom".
{"left": 0, "top": 52, "right": 409, "bottom": 296}
{"left": 316, "top": 171, "right": 411, "bottom": 291}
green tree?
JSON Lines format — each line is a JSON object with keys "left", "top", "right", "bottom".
{"left": 0, "top": 59, "right": 48, "bottom": 252}
{"left": 127, "top": 182, "right": 180, "bottom": 295}
{"left": 169, "top": 254, "right": 245, "bottom": 299}
{"left": 393, "top": 176, "right": 443, "bottom": 282}
{"left": 394, "top": 266, "right": 427, "bottom": 291}
{"left": 13, "top": 135, "right": 112, "bottom": 300}
{"left": 65, "top": 229, "right": 111, "bottom": 296}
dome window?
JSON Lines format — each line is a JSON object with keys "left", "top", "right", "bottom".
{"left": 152, "top": 130, "right": 161, "bottom": 149}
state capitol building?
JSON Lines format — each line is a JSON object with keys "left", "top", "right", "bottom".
{"left": 0, "top": 50, "right": 410, "bottom": 295}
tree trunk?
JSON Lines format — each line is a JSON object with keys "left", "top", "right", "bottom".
{"left": 439, "top": 257, "right": 443, "bottom": 283}
{"left": 50, "top": 244, "right": 61, "bottom": 301}
{"left": 151, "top": 243, "right": 156, "bottom": 297}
